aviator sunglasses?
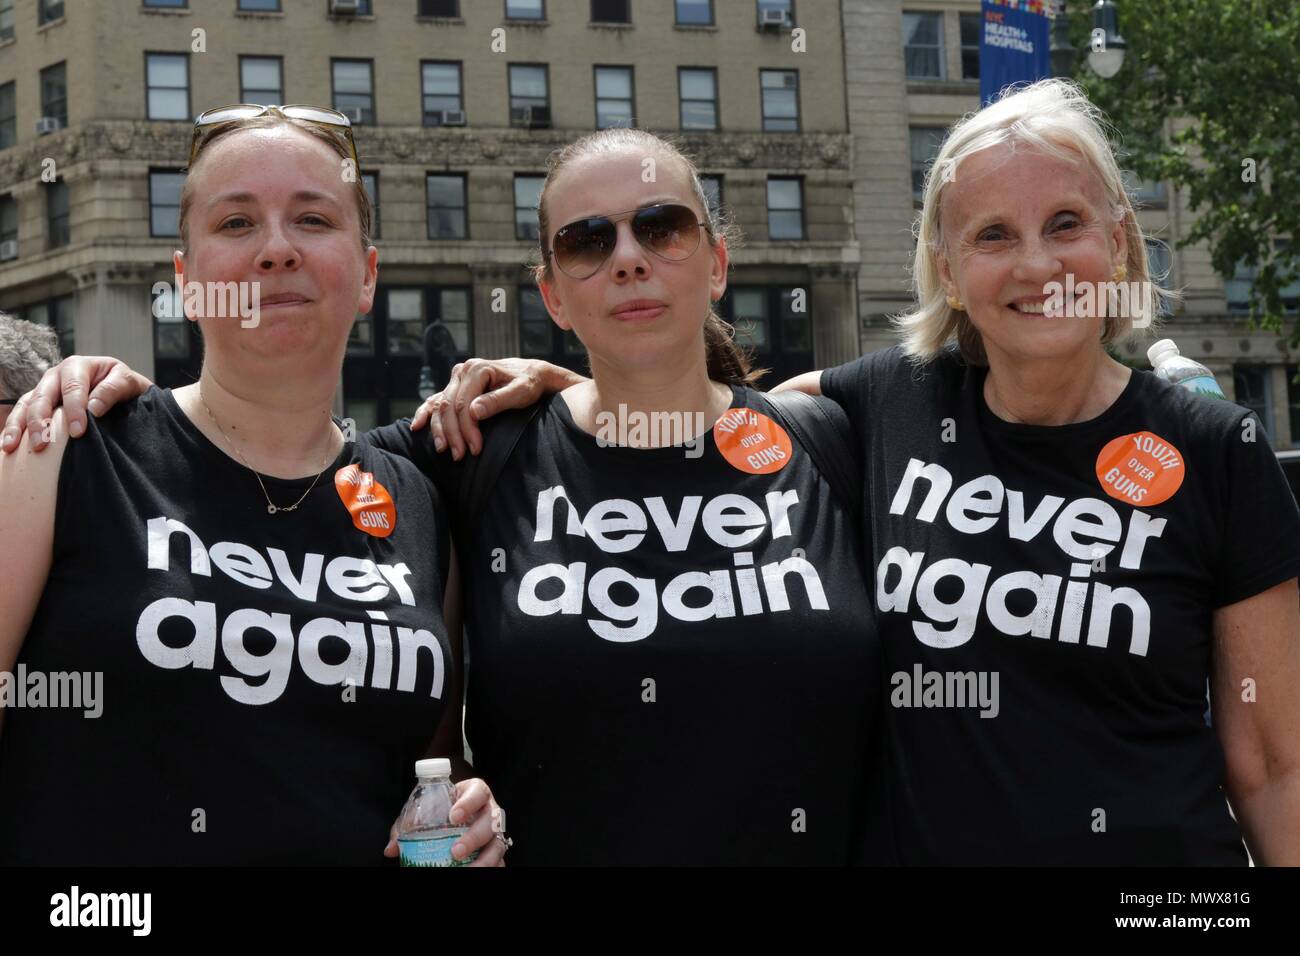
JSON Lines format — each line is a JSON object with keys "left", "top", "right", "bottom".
{"left": 546, "top": 203, "right": 710, "bottom": 279}
{"left": 189, "top": 104, "right": 358, "bottom": 169}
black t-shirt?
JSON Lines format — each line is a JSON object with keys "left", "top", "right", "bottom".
{"left": 368, "top": 386, "right": 882, "bottom": 865}
{"left": 0, "top": 387, "right": 452, "bottom": 865}
{"left": 822, "top": 345, "right": 1300, "bottom": 865}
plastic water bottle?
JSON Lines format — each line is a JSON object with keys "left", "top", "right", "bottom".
{"left": 395, "top": 758, "right": 476, "bottom": 867}
{"left": 1147, "top": 339, "right": 1228, "bottom": 399}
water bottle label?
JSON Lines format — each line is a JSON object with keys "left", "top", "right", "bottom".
{"left": 398, "top": 829, "right": 476, "bottom": 868}
{"left": 1177, "top": 374, "right": 1227, "bottom": 399}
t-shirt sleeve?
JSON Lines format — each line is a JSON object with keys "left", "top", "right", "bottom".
{"left": 1209, "top": 415, "right": 1300, "bottom": 608}
{"left": 820, "top": 354, "right": 873, "bottom": 425}
{"left": 362, "top": 419, "right": 458, "bottom": 501}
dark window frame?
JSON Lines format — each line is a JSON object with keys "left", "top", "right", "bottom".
{"left": 237, "top": 0, "right": 281, "bottom": 11}
{"left": 902, "top": 10, "right": 945, "bottom": 80}
{"left": 148, "top": 168, "right": 186, "bottom": 238}
{"left": 513, "top": 173, "right": 545, "bottom": 242}
{"left": 674, "top": 0, "right": 714, "bottom": 26}
{"left": 593, "top": 65, "right": 635, "bottom": 129}
{"left": 45, "top": 178, "right": 70, "bottom": 249}
{"left": 40, "top": 61, "right": 68, "bottom": 127}
{"left": 143, "top": 52, "right": 190, "bottom": 122}
{"left": 0, "top": 80, "right": 16, "bottom": 150}
{"left": 755, "top": 0, "right": 795, "bottom": 28}
{"left": 239, "top": 54, "right": 284, "bottom": 105}
{"left": 38, "top": 0, "right": 64, "bottom": 26}
{"left": 508, "top": 62, "right": 551, "bottom": 126}
{"left": 361, "top": 170, "right": 380, "bottom": 240}
{"left": 420, "top": 59, "right": 464, "bottom": 126}
{"left": 426, "top": 172, "right": 469, "bottom": 241}
{"left": 759, "top": 68, "right": 800, "bottom": 133}
{"left": 959, "top": 11, "right": 981, "bottom": 80}
{"left": 504, "top": 0, "right": 544, "bottom": 20}
{"left": 590, "top": 0, "right": 631, "bottom": 24}
{"left": 331, "top": 57, "right": 376, "bottom": 125}
{"left": 678, "top": 66, "right": 719, "bottom": 131}
{"left": 766, "top": 175, "right": 805, "bottom": 241}
{"left": 418, "top": 0, "right": 460, "bottom": 15}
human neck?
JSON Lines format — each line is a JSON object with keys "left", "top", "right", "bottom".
{"left": 176, "top": 368, "right": 343, "bottom": 479}
{"left": 982, "top": 347, "right": 1132, "bottom": 426}
{"left": 563, "top": 357, "right": 734, "bottom": 447}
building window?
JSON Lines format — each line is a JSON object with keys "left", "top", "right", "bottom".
{"left": 41, "top": 62, "right": 68, "bottom": 127}
{"left": 419, "top": 0, "right": 459, "bottom": 15}
{"left": 46, "top": 180, "right": 69, "bottom": 248}
{"left": 1226, "top": 244, "right": 1300, "bottom": 314}
{"left": 240, "top": 56, "right": 282, "bottom": 106}
{"left": 144, "top": 0, "right": 189, "bottom": 7}
{"left": 149, "top": 170, "right": 185, "bottom": 237}
{"left": 0, "top": 82, "right": 15, "bottom": 150}
{"left": 514, "top": 175, "right": 544, "bottom": 241}
{"left": 1145, "top": 238, "right": 1171, "bottom": 290}
{"left": 675, "top": 0, "right": 713, "bottom": 26}
{"left": 700, "top": 175, "right": 723, "bottom": 223}
{"left": 1122, "top": 169, "right": 1168, "bottom": 209}
{"left": 362, "top": 172, "right": 379, "bottom": 239}
{"left": 903, "top": 11, "right": 944, "bottom": 79}
{"left": 238, "top": 0, "right": 280, "bottom": 11}
{"left": 153, "top": 284, "right": 190, "bottom": 361}
{"left": 594, "top": 66, "right": 634, "bottom": 129}
{"left": 385, "top": 287, "right": 472, "bottom": 360}
{"left": 0, "top": 0, "right": 16, "bottom": 43}
{"left": 756, "top": 0, "right": 793, "bottom": 27}
{"left": 332, "top": 59, "right": 375, "bottom": 125}
{"left": 1288, "top": 364, "right": 1300, "bottom": 448}
{"left": 426, "top": 174, "right": 467, "bottom": 240}
{"left": 422, "top": 61, "right": 463, "bottom": 125}
{"left": 591, "top": 0, "right": 630, "bottom": 24}
{"left": 760, "top": 69, "right": 799, "bottom": 132}
{"left": 0, "top": 195, "right": 17, "bottom": 258}
{"left": 766, "top": 177, "right": 804, "bottom": 241}
{"left": 722, "top": 286, "right": 813, "bottom": 383}
{"left": 38, "top": 0, "right": 63, "bottom": 25}
{"left": 960, "top": 12, "right": 980, "bottom": 79}
{"left": 506, "top": 0, "right": 543, "bottom": 19}
{"left": 679, "top": 68, "right": 718, "bottom": 130}
{"left": 145, "top": 54, "right": 188, "bottom": 121}
{"left": 1233, "top": 365, "right": 1274, "bottom": 438}
{"left": 519, "top": 285, "right": 583, "bottom": 364}
{"left": 909, "top": 126, "right": 947, "bottom": 202}
{"left": 509, "top": 64, "right": 550, "bottom": 127}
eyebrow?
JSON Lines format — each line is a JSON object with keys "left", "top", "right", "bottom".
{"left": 208, "top": 190, "right": 341, "bottom": 209}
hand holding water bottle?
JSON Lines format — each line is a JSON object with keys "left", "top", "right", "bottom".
{"left": 384, "top": 760, "right": 509, "bottom": 867}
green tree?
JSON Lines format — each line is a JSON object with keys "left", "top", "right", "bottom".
{"left": 1071, "top": 0, "right": 1300, "bottom": 342}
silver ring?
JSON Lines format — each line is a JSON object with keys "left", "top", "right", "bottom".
{"left": 494, "top": 832, "right": 513, "bottom": 851}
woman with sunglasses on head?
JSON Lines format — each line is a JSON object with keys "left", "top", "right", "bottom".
{"left": 0, "top": 106, "right": 505, "bottom": 865}
{"left": 17, "top": 127, "right": 887, "bottom": 866}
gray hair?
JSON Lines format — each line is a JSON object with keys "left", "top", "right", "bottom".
{"left": 896, "top": 78, "right": 1174, "bottom": 365}
{"left": 0, "top": 312, "right": 62, "bottom": 398}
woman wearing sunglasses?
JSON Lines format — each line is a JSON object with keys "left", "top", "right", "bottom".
{"left": 0, "top": 105, "right": 505, "bottom": 865}
{"left": 13, "top": 126, "right": 885, "bottom": 866}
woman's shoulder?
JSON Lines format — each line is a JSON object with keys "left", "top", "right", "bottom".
{"left": 1131, "top": 370, "right": 1255, "bottom": 443}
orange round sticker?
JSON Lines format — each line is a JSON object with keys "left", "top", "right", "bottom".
{"left": 713, "top": 407, "right": 793, "bottom": 475}
{"left": 1094, "top": 431, "right": 1185, "bottom": 507}
{"left": 334, "top": 464, "right": 396, "bottom": 537}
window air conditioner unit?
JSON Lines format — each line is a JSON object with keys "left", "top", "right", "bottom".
{"left": 343, "top": 107, "right": 365, "bottom": 123}
{"left": 35, "top": 116, "right": 63, "bottom": 135}
{"left": 759, "top": 8, "right": 789, "bottom": 28}
{"left": 0, "top": 239, "right": 17, "bottom": 261}
{"left": 440, "top": 109, "right": 467, "bottom": 126}
{"left": 331, "top": 0, "right": 360, "bottom": 14}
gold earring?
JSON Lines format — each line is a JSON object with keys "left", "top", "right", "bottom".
{"left": 1113, "top": 263, "right": 1127, "bottom": 281}
{"left": 946, "top": 294, "right": 964, "bottom": 311}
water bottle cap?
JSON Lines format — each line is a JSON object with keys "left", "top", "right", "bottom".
{"left": 415, "top": 758, "right": 452, "bottom": 778}
{"left": 1147, "top": 339, "right": 1180, "bottom": 367}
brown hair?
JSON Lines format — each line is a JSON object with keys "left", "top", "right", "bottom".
{"left": 531, "top": 128, "right": 765, "bottom": 386}
{"left": 177, "top": 116, "right": 372, "bottom": 257}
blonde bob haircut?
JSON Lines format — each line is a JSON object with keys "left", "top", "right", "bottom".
{"left": 895, "top": 78, "right": 1173, "bottom": 365}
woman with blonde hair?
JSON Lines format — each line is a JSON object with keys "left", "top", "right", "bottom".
{"left": 0, "top": 106, "right": 504, "bottom": 865}
{"left": 289, "top": 78, "right": 1300, "bottom": 865}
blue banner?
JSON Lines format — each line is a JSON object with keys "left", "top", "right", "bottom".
{"left": 979, "top": 0, "right": 1052, "bottom": 106}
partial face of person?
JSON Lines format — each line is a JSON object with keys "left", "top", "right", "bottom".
{"left": 936, "top": 142, "right": 1127, "bottom": 365}
{"left": 538, "top": 148, "right": 727, "bottom": 374}
{"left": 175, "top": 125, "right": 377, "bottom": 374}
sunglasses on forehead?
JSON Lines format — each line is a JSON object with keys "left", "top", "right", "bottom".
{"left": 189, "top": 104, "right": 359, "bottom": 169}
{"left": 547, "top": 203, "right": 710, "bottom": 279}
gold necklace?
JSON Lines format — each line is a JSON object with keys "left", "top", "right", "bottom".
{"left": 198, "top": 387, "right": 338, "bottom": 515}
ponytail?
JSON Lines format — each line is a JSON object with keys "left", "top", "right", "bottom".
{"left": 704, "top": 312, "right": 767, "bottom": 387}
